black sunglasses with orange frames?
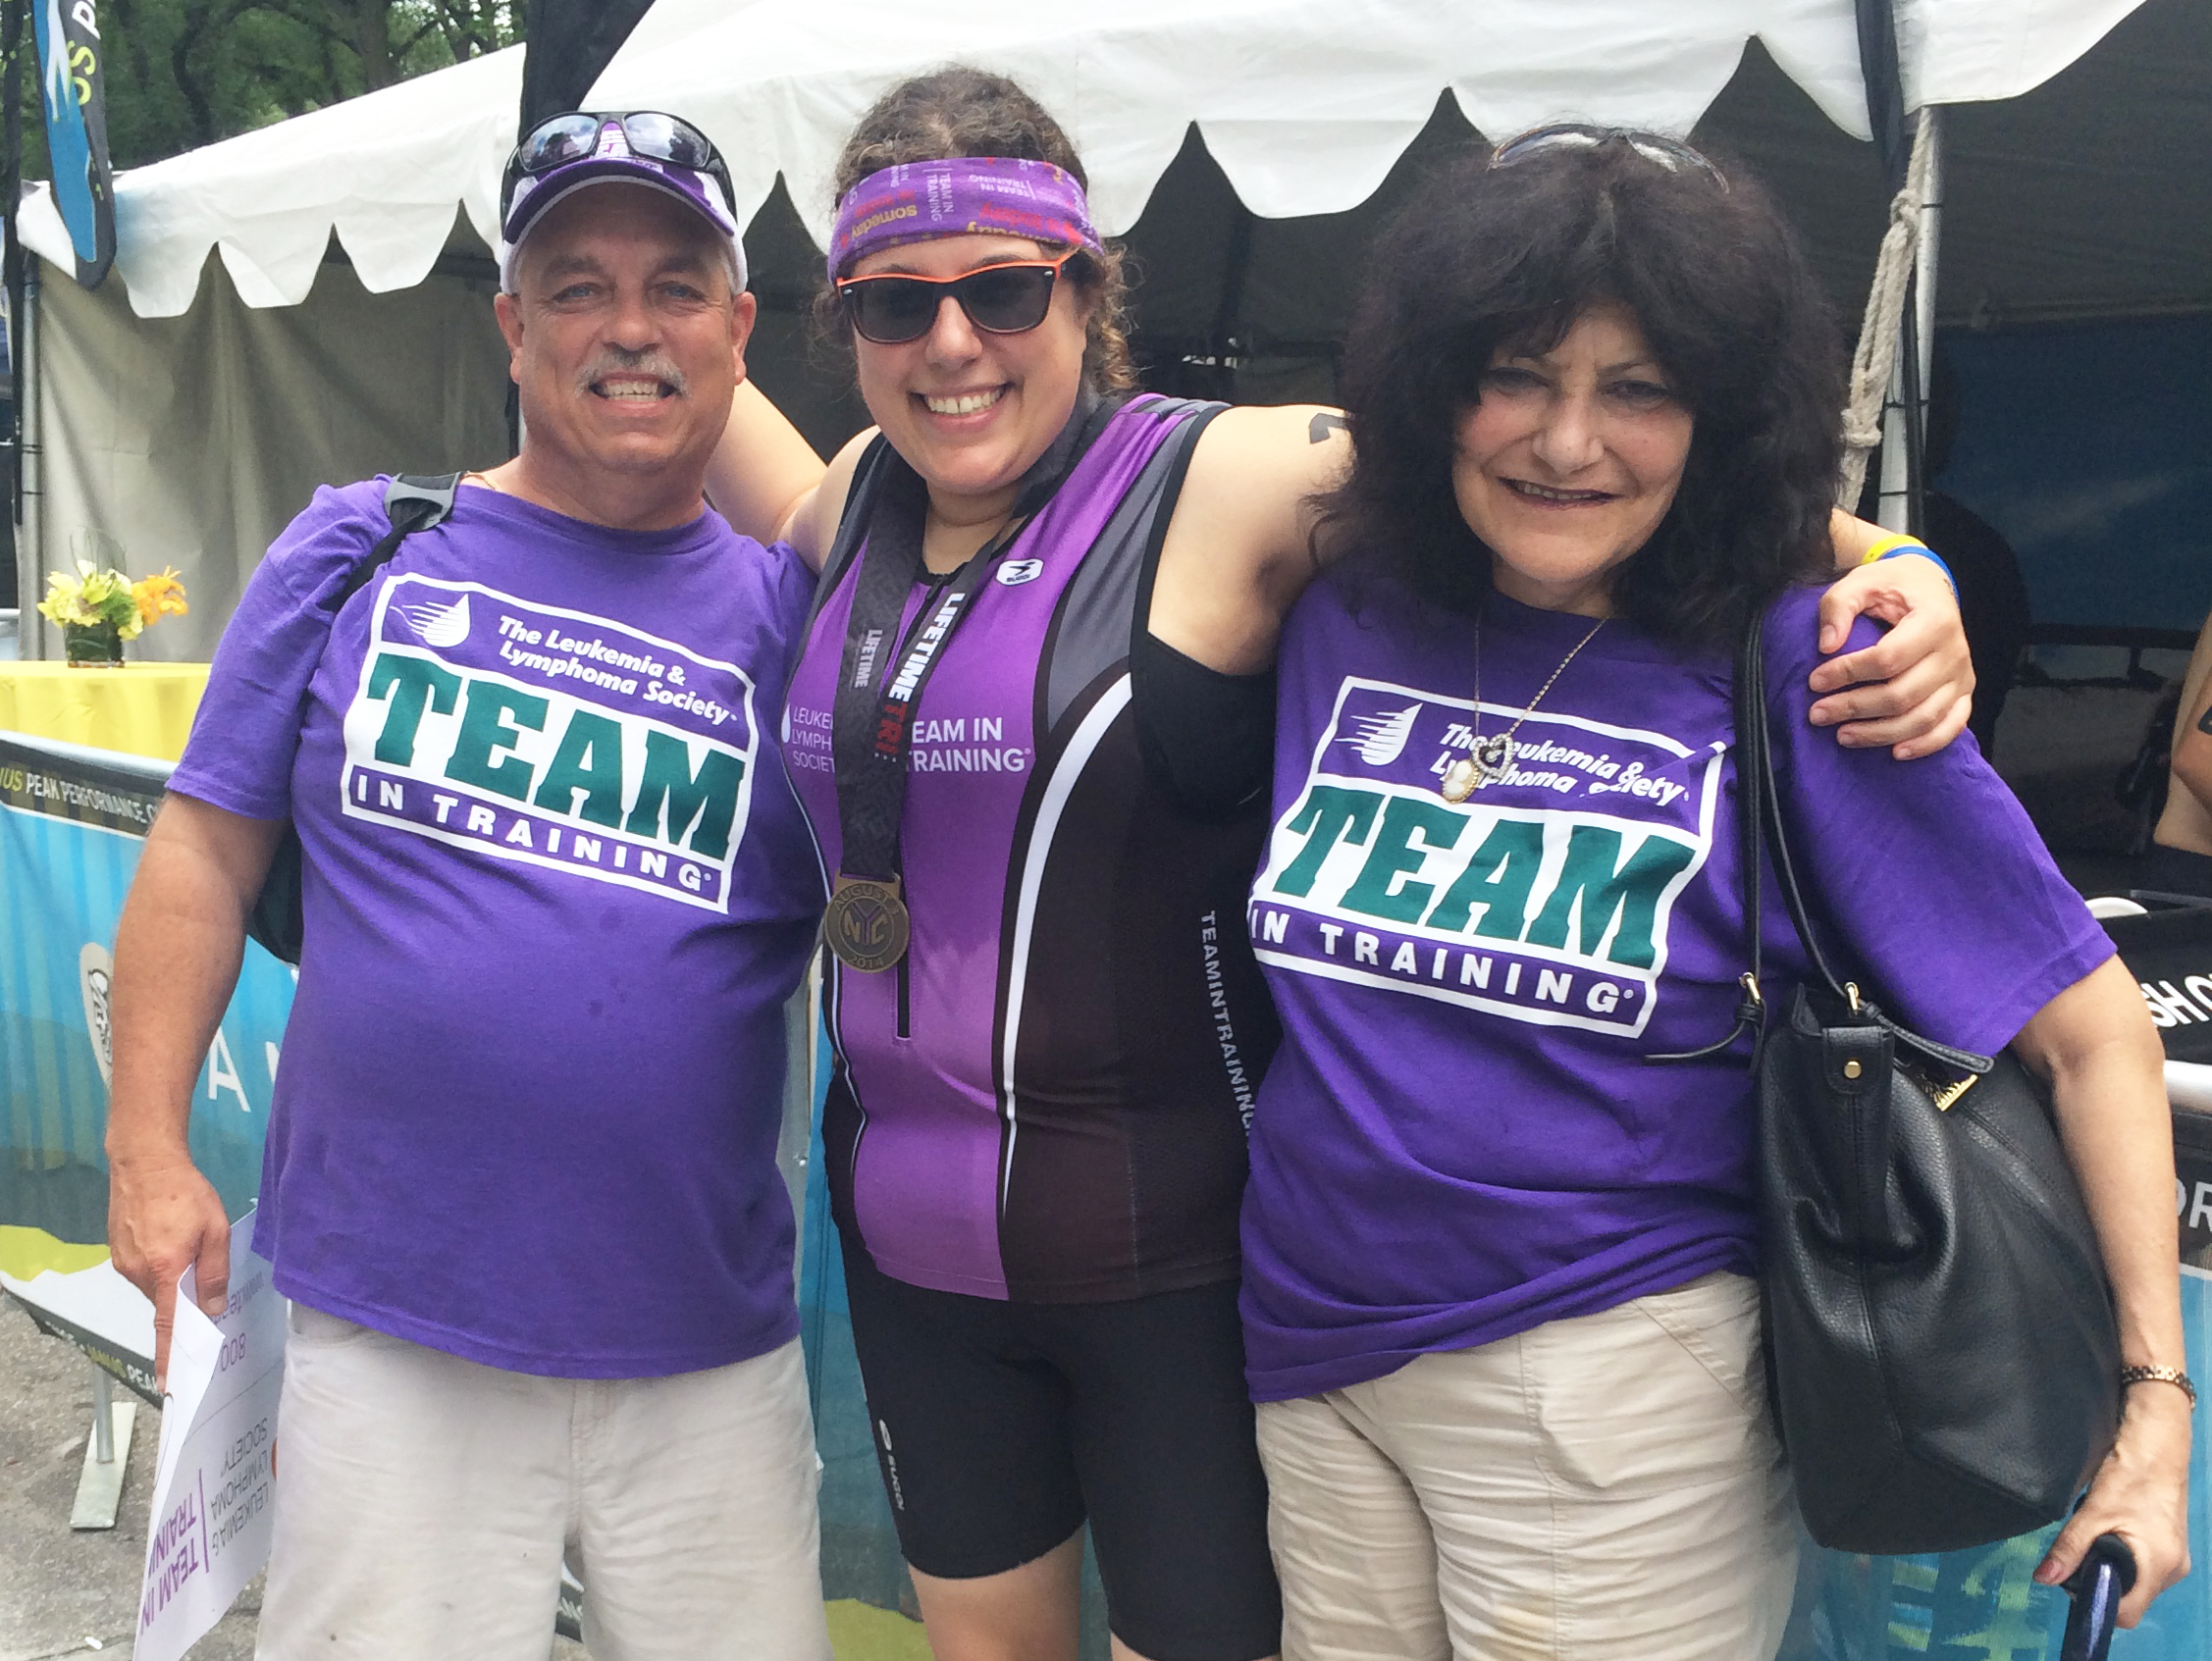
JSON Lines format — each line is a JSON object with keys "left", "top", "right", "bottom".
{"left": 836, "top": 251, "right": 1082, "bottom": 346}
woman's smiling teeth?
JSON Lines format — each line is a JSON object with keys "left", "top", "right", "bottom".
{"left": 1503, "top": 478, "right": 1614, "bottom": 504}
{"left": 922, "top": 387, "right": 1007, "bottom": 417}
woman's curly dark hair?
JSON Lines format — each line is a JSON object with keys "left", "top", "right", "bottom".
{"left": 1316, "top": 134, "right": 1844, "bottom": 647}
{"left": 810, "top": 65, "right": 1137, "bottom": 394}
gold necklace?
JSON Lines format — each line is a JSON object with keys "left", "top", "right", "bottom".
{"left": 1440, "top": 613, "right": 1606, "bottom": 803}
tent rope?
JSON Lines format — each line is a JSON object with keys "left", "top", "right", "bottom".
{"left": 1837, "top": 105, "right": 1936, "bottom": 508}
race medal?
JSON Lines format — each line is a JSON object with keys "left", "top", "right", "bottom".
{"left": 825, "top": 875, "right": 910, "bottom": 972}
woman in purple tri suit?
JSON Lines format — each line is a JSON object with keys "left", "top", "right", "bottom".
{"left": 706, "top": 70, "right": 1977, "bottom": 1661}
{"left": 1238, "top": 130, "right": 2193, "bottom": 1657}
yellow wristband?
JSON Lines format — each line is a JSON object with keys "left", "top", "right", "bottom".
{"left": 1859, "top": 532, "right": 1925, "bottom": 565}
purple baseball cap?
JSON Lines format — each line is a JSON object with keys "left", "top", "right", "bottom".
{"left": 499, "top": 112, "right": 746, "bottom": 293}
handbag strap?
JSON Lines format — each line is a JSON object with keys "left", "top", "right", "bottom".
{"left": 1651, "top": 602, "right": 1994, "bottom": 1077}
{"left": 1649, "top": 618, "right": 1773, "bottom": 1063}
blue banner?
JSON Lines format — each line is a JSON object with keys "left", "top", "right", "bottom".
{"left": 28, "top": 0, "right": 114, "bottom": 286}
{"left": 0, "top": 731, "right": 290, "bottom": 1329}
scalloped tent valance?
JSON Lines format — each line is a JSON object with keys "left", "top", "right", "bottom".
{"left": 15, "top": 0, "right": 2152, "bottom": 321}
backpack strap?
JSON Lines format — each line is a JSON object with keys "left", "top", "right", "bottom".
{"left": 249, "top": 471, "right": 464, "bottom": 968}
{"left": 334, "top": 472, "right": 463, "bottom": 607}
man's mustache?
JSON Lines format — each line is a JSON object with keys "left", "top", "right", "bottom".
{"left": 576, "top": 347, "right": 688, "bottom": 396}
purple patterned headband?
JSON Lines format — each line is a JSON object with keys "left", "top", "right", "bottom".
{"left": 828, "top": 156, "right": 1102, "bottom": 280}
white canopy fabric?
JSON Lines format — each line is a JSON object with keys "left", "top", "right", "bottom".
{"left": 24, "top": 45, "right": 520, "bottom": 319}
{"left": 591, "top": 0, "right": 2150, "bottom": 244}
{"left": 17, "top": 0, "right": 2151, "bottom": 321}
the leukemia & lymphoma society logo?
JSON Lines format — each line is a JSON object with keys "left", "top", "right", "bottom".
{"left": 1252, "top": 676, "right": 1721, "bottom": 1038}
{"left": 339, "top": 576, "right": 764, "bottom": 912}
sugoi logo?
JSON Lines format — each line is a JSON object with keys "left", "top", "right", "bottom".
{"left": 394, "top": 594, "right": 472, "bottom": 648}
{"left": 79, "top": 942, "right": 114, "bottom": 1087}
{"left": 995, "top": 558, "right": 1044, "bottom": 587}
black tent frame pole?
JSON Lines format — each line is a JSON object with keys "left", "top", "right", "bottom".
{"left": 510, "top": 0, "right": 659, "bottom": 458}
{"left": 1207, "top": 209, "right": 1254, "bottom": 403}
{"left": 2, "top": 0, "right": 22, "bottom": 531}
{"left": 1854, "top": 0, "right": 1926, "bottom": 540}
{"left": 0, "top": 0, "right": 20, "bottom": 619}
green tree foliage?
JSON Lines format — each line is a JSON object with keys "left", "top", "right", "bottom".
{"left": 39, "top": 1, "right": 525, "bottom": 173}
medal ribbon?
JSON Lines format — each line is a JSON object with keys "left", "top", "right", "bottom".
{"left": 829, "top": 393, "right": 1120, "bottom": 885}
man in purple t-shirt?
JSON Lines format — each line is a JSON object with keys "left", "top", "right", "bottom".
{"left": 102, "top": 117, "right": 832, "bottom": 1659}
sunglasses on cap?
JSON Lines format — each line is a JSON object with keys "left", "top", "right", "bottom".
{"left": 836, "top": 253, "right": 1080, "bottom": 346}
{"left": 501, "top": 111, "right": 736, "bottom": 219}
{"left": 1489, "top": 123, "right": 1727, "bottom": 190}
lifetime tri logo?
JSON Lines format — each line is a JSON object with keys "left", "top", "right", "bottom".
{"left": 1251, "top": 676, "right": 1722, "bottom": 1037}
{"left": 339, "top": 577, "right": 761, "bottom": 911}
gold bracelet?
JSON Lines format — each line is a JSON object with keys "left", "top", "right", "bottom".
{"left": 2120, "top": 1365, "right": 2198, "bottom": 1411}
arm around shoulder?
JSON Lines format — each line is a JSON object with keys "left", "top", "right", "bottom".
{"left": 792, "top": 429, "right": 878, "bottom": 572}
{"left": 704, "top": 383, "right": 838, "bottom": 562}
{"left": 1147, "top": 403, "right": 1349, "bottom": 676}
{"left": 1805, "top": 512, "right": 1975, "bottom": 759}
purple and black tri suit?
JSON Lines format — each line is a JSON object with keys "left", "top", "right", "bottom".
{"left": 780, "top": 394, "right": 1282, "bottom": 1658}
{"left": 786, "top": 394, "right": 1275, "bottom": 1301}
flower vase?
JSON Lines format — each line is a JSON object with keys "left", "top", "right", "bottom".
{"left": 63, "top": 622, "right": 124, "bottom": 667}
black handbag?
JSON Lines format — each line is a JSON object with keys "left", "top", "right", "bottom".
{"left": 1661, "top": 609, "right": 2123, "bottom": 1555}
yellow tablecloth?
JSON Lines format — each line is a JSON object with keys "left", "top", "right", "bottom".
{"left": 0, "top": 662, "right": 213, "bottom": 762}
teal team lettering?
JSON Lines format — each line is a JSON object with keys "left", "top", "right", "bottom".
{"left": 363, "top": 651, "right": 745, "bottom": 857}
{"left": 1266, "top": 785, "right": 1695, "bottom": 970}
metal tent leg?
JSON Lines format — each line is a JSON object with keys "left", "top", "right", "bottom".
{"left": 69, "top": 1365, "right": 137, "bottom": 1531}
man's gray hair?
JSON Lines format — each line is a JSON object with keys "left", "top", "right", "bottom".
{"left": 499, "top": 185, "right": 748, "bottom": 299}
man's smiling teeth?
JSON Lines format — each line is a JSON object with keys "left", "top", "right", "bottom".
{"left": 1506, "top": 479, "right": 1612, "bottom": 503}
{"left": 922, "top": 388, "right": 1005, "bottom": 416}
{"left": 595, "top": 380, "right": 669, "bottom": 400}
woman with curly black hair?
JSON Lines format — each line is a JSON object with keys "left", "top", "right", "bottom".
{"left": 1238, "top": 129, "right": 2191, "bottom": 1659}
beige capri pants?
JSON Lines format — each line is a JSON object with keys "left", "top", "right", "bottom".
{"left": 1256, "top": 1271, "right": 1798, "bottom": 1661}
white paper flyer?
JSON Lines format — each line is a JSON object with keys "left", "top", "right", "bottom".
{"left": 135, "top": 1212, "right": 287, "bottom": 1661}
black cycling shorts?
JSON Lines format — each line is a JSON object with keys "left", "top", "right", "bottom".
{"left": 839, "top": 1228, "right": 1281, "bottom": 1661}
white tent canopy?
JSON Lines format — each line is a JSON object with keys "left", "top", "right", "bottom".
{"left": 592, "top": 0, "right": 2144, "bottom": 242}
{"left": 18, "top": 0, "right": 2154, "bottom": 319}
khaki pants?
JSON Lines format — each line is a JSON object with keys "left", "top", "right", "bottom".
{"left": 1257, "top": 1272, "right": 1796, "bottom": 1661}
{"left": 258, "top": 1306, "right": 832, "bottom": 1661}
